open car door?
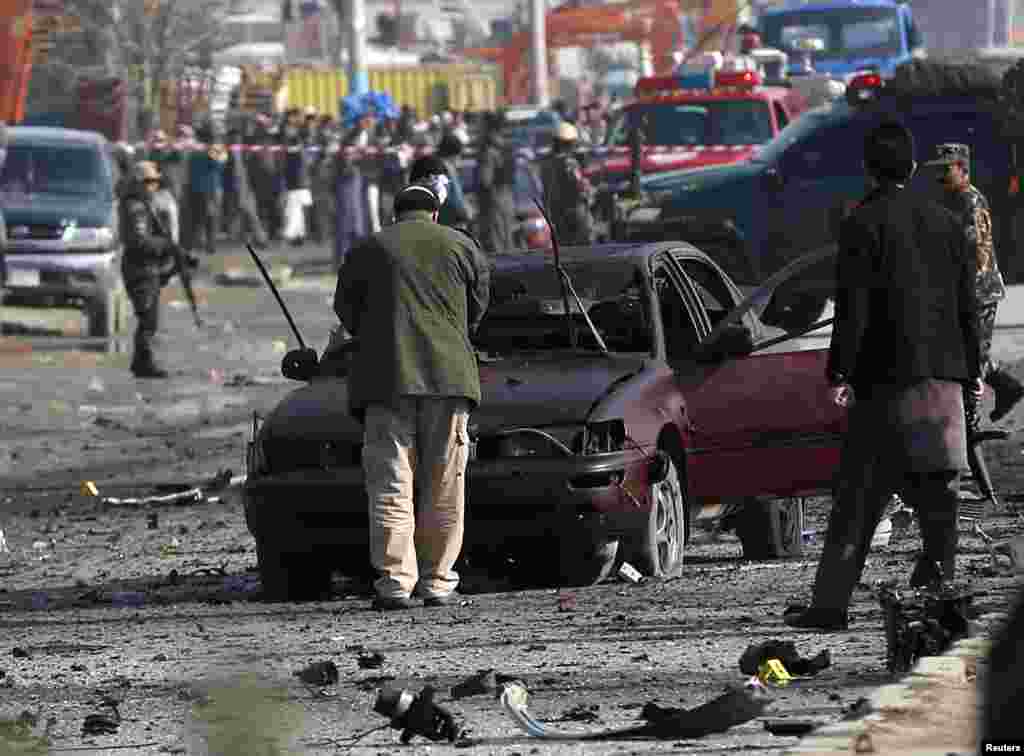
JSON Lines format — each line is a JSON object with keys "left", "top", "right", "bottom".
{"left": 673, "top": 246, "right": 847, "bottom": 502}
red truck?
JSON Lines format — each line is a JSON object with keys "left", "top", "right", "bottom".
{"left": 589, "top": 66, "right": 811, "bottom": 189}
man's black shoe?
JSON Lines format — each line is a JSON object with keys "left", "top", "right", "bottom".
{"left": 131, "top": 364, "right": 169, "bottom": 379}
{"left": 371, "top": 595, "right": 415, "bottom": 611}
{"left": 423, "top": 594, "right": 455, "bottom": 608}
{"left": 783, "top": 607, "right": 849, "bottom": 631}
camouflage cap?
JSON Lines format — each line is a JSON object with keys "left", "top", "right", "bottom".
{"left": 925, "top": 143, "right": 970, "bottom": 166}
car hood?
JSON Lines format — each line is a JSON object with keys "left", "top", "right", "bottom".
{"left": 642, "top": 161, "right": 762, "bottom": 214}
{"left": 1, "top": 193, "right": 114, "bottom": 228}
{"left": 261, "top": 353, "right": 648, "bottom": 441}
{"left": 585, "top": 146, "right": 759, "bottom": 183}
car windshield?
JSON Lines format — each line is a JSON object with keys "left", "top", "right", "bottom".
{"left": 761, "top": 7, "right": 902, "bottom": 61}
{"left": 475, "top": 260, "right": 652, "bottom": 354}
{"left": 606, "top": 100, "right": 774, "bottom": 147}
{"left": 0, "top": 144, "right": 110, "bottom": 197}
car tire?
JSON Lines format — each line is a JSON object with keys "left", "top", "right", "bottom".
{"left": 630, "top": 456, "right": 687, "bottom": 578}
{"left": 87, "top": 285, "right": 127, "bottom": 339}
{"left": 735, "top": 497, "right": 804, "bottom": 560}
{"left": 256, "top": 541, "right": 333, "bottom": 602}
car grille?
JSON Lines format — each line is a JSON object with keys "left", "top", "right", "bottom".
{"left": 262, "top": 437, "right": 362, "bottom": 474}
{"left": 11, "top": 225, "right": 63, "bottom": 240}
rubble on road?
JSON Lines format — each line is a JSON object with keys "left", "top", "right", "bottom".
{"left": 879, "top": 583, "right": 973, "bottom": 676}
{"left": 80, "top": 469, "right": 246, "bottom": 508}
{"left": 738, "top": 640, "right": 832, "bottom": 677}
{"left": 294, "top": 660, "right": 340, "bottom": 686}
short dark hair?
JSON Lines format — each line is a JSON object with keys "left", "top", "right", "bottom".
{"left": 408, "top": 155, "right": 449, "bottom": 183}
{"left": 864, "top": 120, "right": 916, "bottom": 182}
{"left": 394, "top": 185, "right": 440, "bottom": 216}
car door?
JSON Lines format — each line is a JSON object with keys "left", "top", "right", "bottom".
{"left": 666, "top": 251, "right": 847, "bottom": 501}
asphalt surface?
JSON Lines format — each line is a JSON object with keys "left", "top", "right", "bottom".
{"left": 0, "top": 239, "right": 1022, "bottom": 755}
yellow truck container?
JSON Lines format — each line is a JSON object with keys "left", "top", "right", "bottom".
{"left": 283, "top": 63, "right": 500, "bottom": 118}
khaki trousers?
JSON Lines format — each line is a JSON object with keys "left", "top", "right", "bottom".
{"left": 363, "top": 398, "right": 470, "bottom": 599}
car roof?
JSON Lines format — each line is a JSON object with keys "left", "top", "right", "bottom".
{"left": 629, "top": 86, "right": 798, "bottom": 105}
{"left": 489, "top": 242, "right": 705, "bottom": 274}
{"left": 763, "top": 0, "right": 898, "bottom": 13}
{"left": 7, "top": 127, "right": 109, "bottom": 147}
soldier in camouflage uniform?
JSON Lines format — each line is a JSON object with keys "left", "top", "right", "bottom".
{"left": 927, "top": 143, "right": 1024, "bottom": 511}
{"left": 540, "top": 122, "right": 594, "bottom": 246}
{"left": 928, "top": 143, "right": 1024, "bottom": 422}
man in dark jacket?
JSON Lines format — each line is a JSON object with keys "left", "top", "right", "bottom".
{"left": 540, "top": 121, "right": 594, "bottom": 245}
{"left": 184, "top": 125, "right": 227, "bottom": 256}
{"left": 334, "top": 183, "right": 490, "bottom": 611}
{"left": 784, "top": 121, "right": 981, "bottom": 631}
{"left": 120, "top": 162, "right": 178, "bottom": 378}
{"left": 476, "top": 111, "right": 518, "bottom": 254}
{"left": 408, "top": 152, "right": 472, "bottom": 232}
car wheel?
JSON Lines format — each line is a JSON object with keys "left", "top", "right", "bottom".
{"left": 87, "top": 285, "right": 127, "bottom": 339}
{"left": 631, "top": 457, "right": 686, "bottom": 578}
{"left": 256, "top": 541, "right": 333, "bottom": 602}
{"left": 735, "top": 497, "right": 804, "bottom": 560}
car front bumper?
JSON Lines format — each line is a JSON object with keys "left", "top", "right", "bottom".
{"left": 243, "top": 447, "right": 655, "bottom": 550}
{"left": 2, "top": 249, "right": 120, "bottom": 305}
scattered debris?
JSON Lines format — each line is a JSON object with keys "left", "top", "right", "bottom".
{"left": 357, "top": 651, "right": 386, "bottom": 670}
{"left": 0, "top": 529, "right": 8, "bottom": 555}
{"left": 151, "top": 654, "right": 169, "bottom": 663}
{"left": 879, "top": 584, "right": 973, "bottom": 676}
{"left": 871, "top": 517, "right": 893, "bottom": 549}
{"left": 295, "top": 661, "right": 340, "bottom": 687}
{"left": 147, "top": 513, "right": 159, "bottom": 530}
{"left": 991, "top": 535, "right": 1024, "bottom": 573}
{"left": 500, "top": 680, "right": 770, "bottom": 740}
{"left": 450, "top": 669, "right": 517, "bottom": 700}
{"left": 82, "top": 701, "right": 120, "bottom": 736}
{"left": 11, "top": 648, "right": 30, "bottom": 659}
{"left": 758, "top": 659, "right": 793, "bottom": 687}
{"left": 557, "top": 594, "right": 577, "bottom": 612}
{"left": 738, "top": 640, "right": 831, "bottom": 677}
{"left": 764, "top": 719, "right": 818, "bottom": 736}
{"left": 80, "top": 480, "right": 99, "bottom": 497}
{"left": 617, "top": 562, "right": 643, "bottom": 584}
{"left": 556, "top": 704, "right": 601, "bottom": 723}
{"left": 374, "top": 686, "right": 461, "bottom": 743}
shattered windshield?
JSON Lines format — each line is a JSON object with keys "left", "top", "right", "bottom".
{"left": 475, "top": 260, "right": 652, "bottom": 354}
{"left": 607, "top": 101, "right": 774, "bottom": 147}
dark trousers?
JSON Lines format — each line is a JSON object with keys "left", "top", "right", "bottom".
{"left": 979, "top": 302, "right": 998, "bottom": 377}
{"left": 224, "top": 190, "right": 268, "bottom": 245}
{"left": 185, "top": 190, "right": 221, "bottom": 255}
{"left": 125, "top": 275, "right": 161, "bottom": 369}
{"left": 810, "top": 399, "right": 960, "bottom": 612}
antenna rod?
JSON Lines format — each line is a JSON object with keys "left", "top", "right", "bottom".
{"left": 245, "top": 242, "right": 307, "bottom": 350}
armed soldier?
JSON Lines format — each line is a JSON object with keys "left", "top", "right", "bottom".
{"left": 927, "top": 143, "right": 1024, "bottom": 426}
{"left": 120, "top": 162, "right": 188, "bottom": 378}
{"left": 540, "top": 122, "right": 595, "bottom": 246}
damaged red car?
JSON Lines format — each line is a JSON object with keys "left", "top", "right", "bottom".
{"left": 242, "top": 243, "right": 846, "bottom": 599}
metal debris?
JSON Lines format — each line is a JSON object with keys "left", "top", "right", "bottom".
{"left": 879, "top": 584, "right": 973, "bottom": 676}
{"left": 295, "top": 661, "right": 340, "bottom": 686}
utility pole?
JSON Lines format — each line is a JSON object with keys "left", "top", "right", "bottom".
{"left": 530, "top": 0, "right": 548, "bottom": 105}
{"left": 346, "top": 0, "right": 370, "bottom": 95}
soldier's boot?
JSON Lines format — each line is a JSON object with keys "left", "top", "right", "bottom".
{"left": 131, "top": 345, "right": 168, "bottom": 380}
{"left": 910, "top": 503, "right": 958, "bottom": 589}
{"left": 989, "top": 367, "right": 1024, "bottom": 423}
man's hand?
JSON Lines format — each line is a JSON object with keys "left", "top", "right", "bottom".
{"left": 971, "top": 377, "right": 985, "bottom": 400}
{"left": 829, "top": 383, "right": 855, "bottom": 409}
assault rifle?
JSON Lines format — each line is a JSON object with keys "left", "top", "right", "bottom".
{"left": 147, "top": 203, "right": 202, "bottom": 328}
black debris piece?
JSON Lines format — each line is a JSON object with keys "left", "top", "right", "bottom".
{"left": 450, "top": 669, "right": 519, "bottom": 700}
{"left": 11, "top": 648, "right": 30, "bottom": 659}
{"left": 82, "top": 712, "right": 119, "bottom": 736}
{"left": 738, "top": 640, "right": 831, "bottom": 677}
{"left": 295, "top": 660, "right": 340, "bottom": 686}
{"left": 878, "top": 584, "right": 973, "bottom": 676}
{"left": 557, "top": 704, "right": 600, "bottom": 723}
{"left": 764, "top": 719, "right": 818, "bottom": 736}
{"left": 632, "top": 685, "right": 770, "bottom": 739}
{"left": 357, "top": 651, "right": 386, "bottom": 670}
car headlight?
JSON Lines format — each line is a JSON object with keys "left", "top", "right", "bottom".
{"left": 583, "top": 419, "right": 628, "bottom": 454}
{"left": 627, "top": 207, "right": 662, "bottom": 224}
{"left": 62, "top": 226, "right": 114, "bottom": 247}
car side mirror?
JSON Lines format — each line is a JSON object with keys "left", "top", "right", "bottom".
{"left": 281, "top": 347, "right": 320, "bottom": 382}
{"left": 762, "top": 166, "right": 784, "bottom": 191}
{"left": 697, "top": 322, "right": 755, "bottom": 362}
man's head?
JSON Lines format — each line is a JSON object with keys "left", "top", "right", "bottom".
{"left": 553, "top": 121, "right": 579, "bottom": 151}
{"left": 286, "top": 108, "right": 302, "bottom": 127}
{"left": 135, "top": 161, "right": 162, "bottom": 196}
{"left": 863, "top": 120, "right": 916, "bottom": 184}
{"left": 925, "top": 143, "right": 971, "bottom": 192}
{"left": 408, "top": 155, "right": 449, "bottom": 183}
{"left": 393, "top": 184, "right": 441, "bottom": 222}
{"left": 436, "top": 132, "right": 463, "bottom": 159}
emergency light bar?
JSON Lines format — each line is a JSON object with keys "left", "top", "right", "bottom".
{"left": 716, "top": 70, "right": 762, "bottom": 88}
{"left": 846, "top": 72, "right": 884, "bottom": 104}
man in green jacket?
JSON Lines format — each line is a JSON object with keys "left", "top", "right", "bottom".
{"left": 334, "top": 183, "right": 491, "bottom": 611}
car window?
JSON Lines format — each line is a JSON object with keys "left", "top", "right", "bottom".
{"left": 654, "top": 268, "right": 700, "bottom": 360}
{"left": 476, "top": 261, "right": 653, "bottom": 354}
{"left": 678, "top": 258, "right": 737, "bottom": 328}
{"left": 0, "top": 144, "right": 110, "bottom": 197}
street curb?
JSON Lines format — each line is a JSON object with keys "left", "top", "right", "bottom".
{"left": 784, "top": 634, "right": 995, "bottom": 755}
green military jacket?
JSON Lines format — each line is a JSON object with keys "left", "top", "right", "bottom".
{"left": 942, "top": 184, "right": 1006, "bottom": 306}
{"left": 334, "top": 210, "right": 491, "bottom": 413}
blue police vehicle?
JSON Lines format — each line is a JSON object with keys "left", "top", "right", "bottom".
{"left": 622, "top": 60, "right": 1021, "bottom": 327}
